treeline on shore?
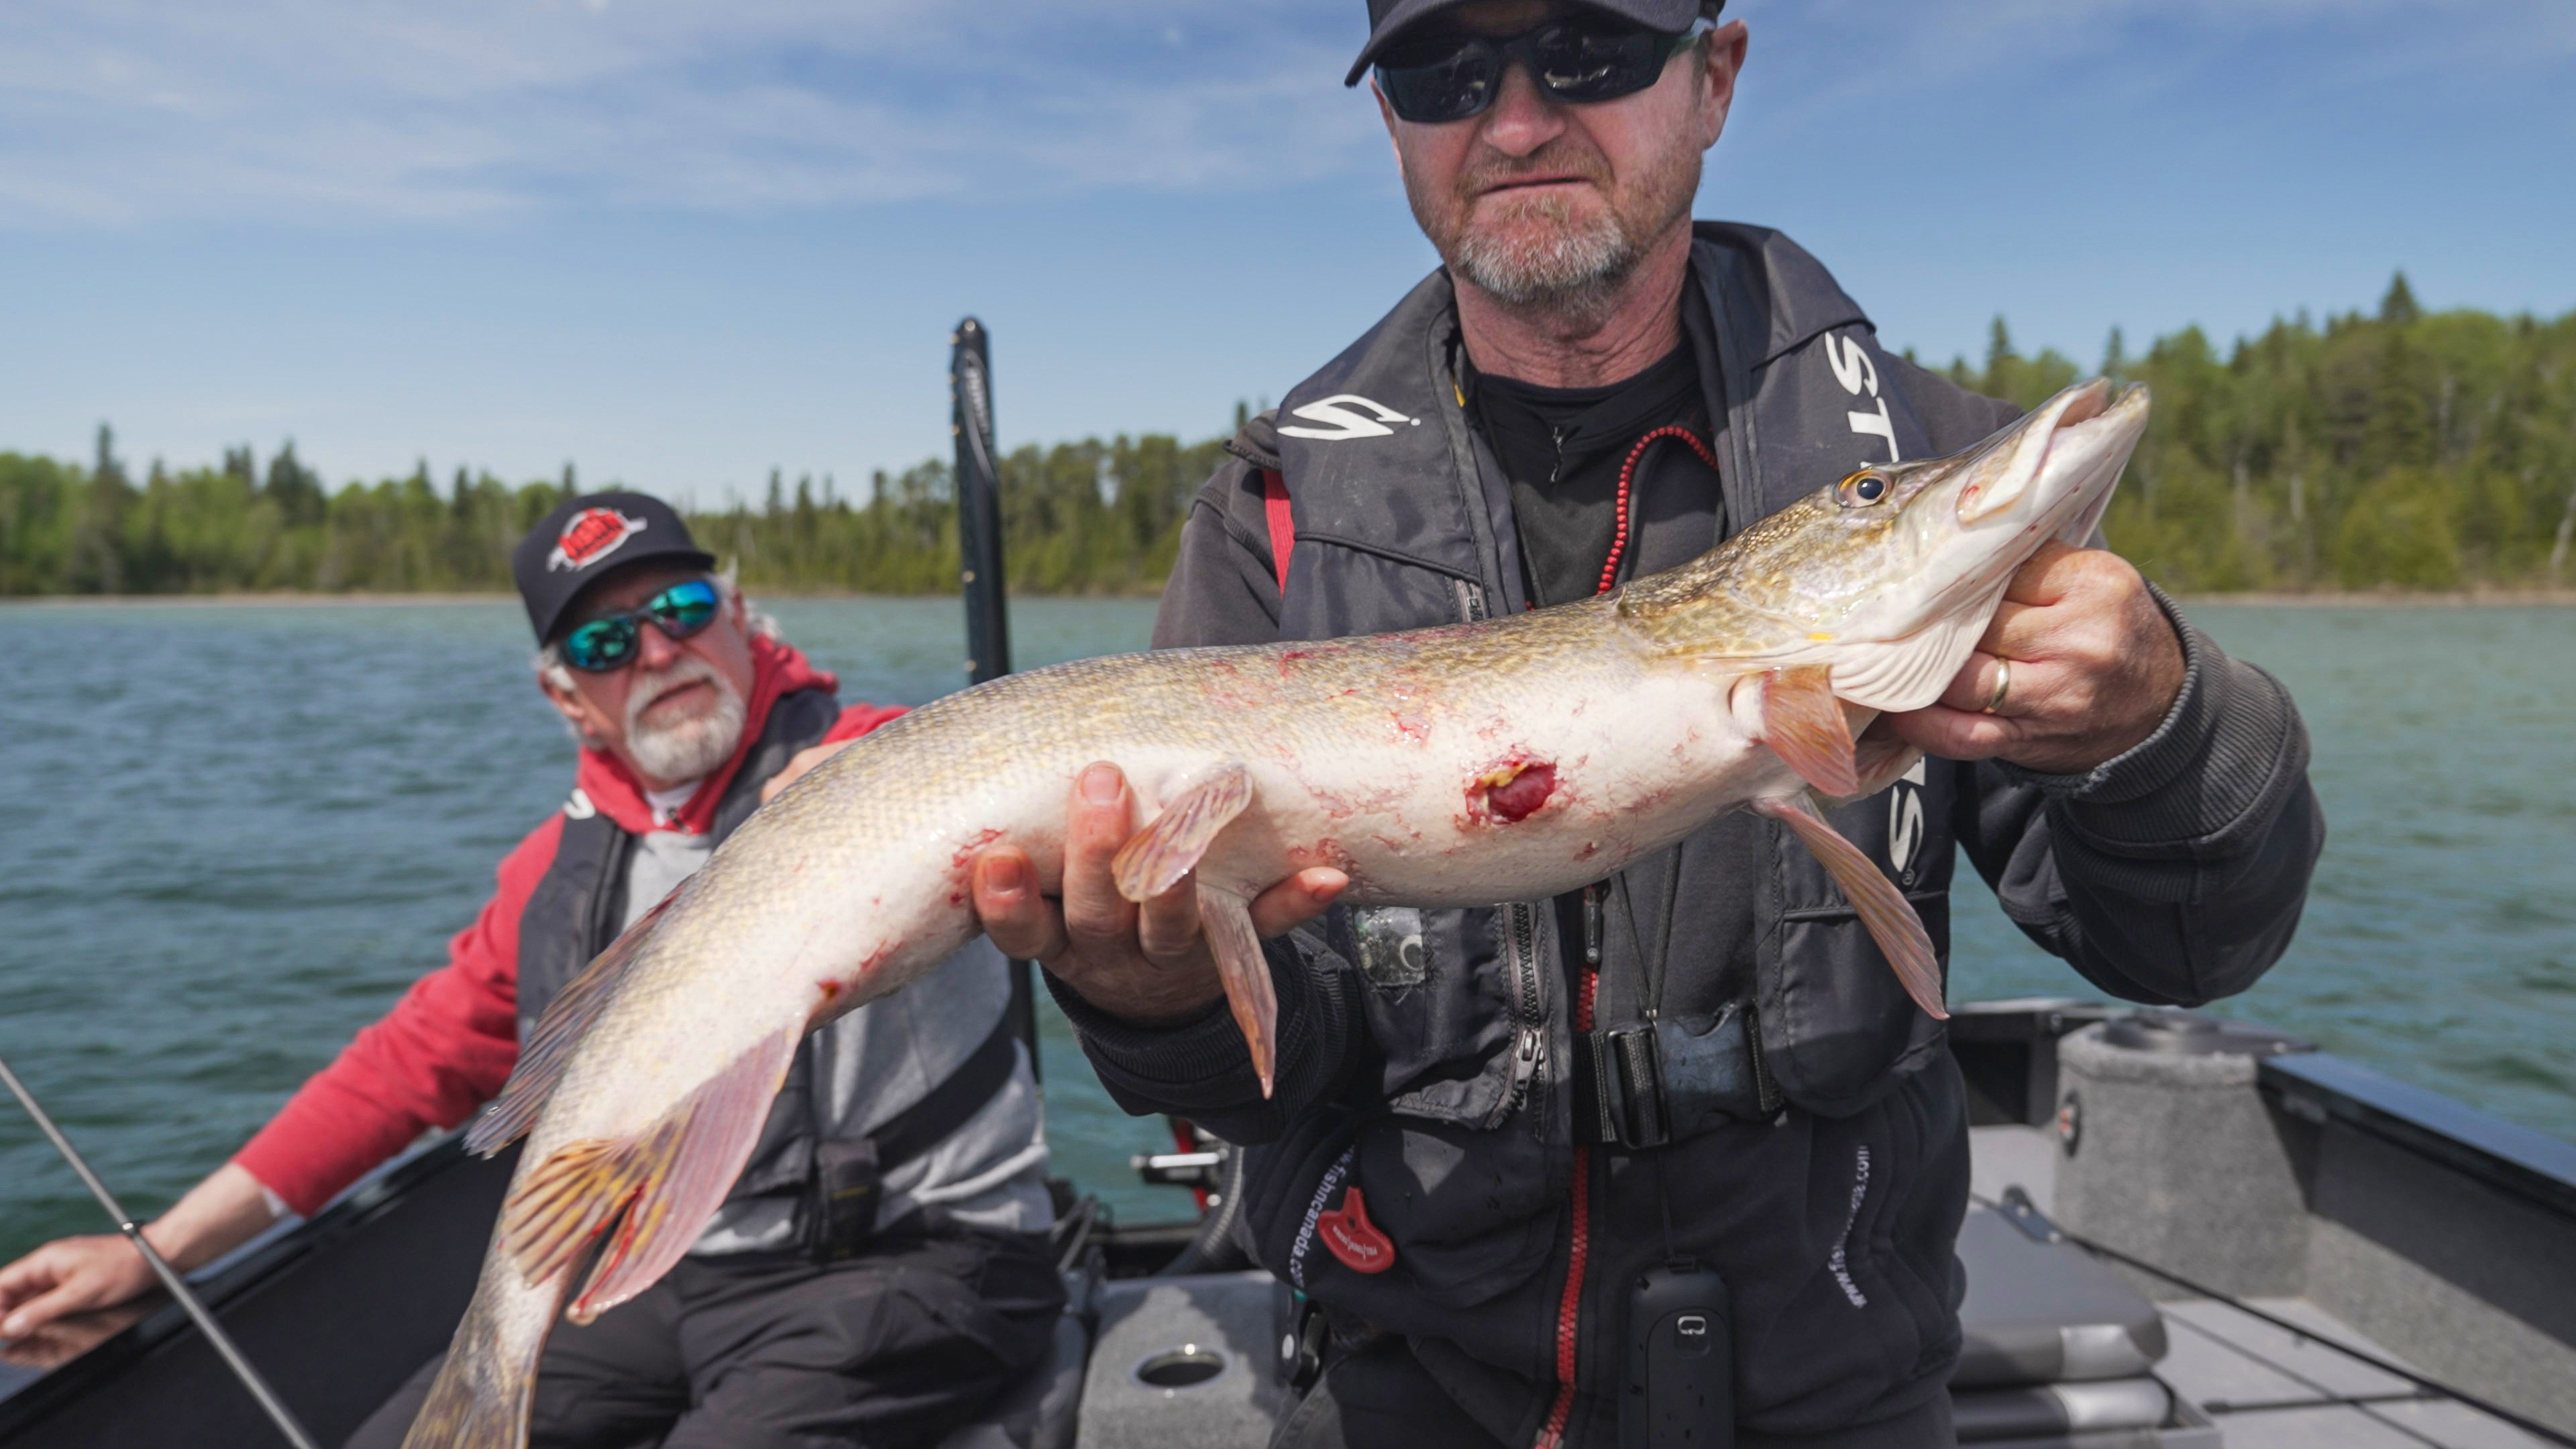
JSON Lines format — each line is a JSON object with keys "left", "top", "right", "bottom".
{"left": 4, "top": 276, "right": 2571, "bottom": 599}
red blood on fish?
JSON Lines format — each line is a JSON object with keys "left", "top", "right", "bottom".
{"left": 1483, "top": 761, "right": 1557, "bottom": 822}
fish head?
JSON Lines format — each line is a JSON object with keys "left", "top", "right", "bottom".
{"left": 1619, "top": 379, "right": 2151, "bottom": 692}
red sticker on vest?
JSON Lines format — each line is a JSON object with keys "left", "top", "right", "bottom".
{"left": 1318, "top": 1186, "right": 1395, "bottom": 1274}
{"left": 547, "top": 506, "right": 649, "bottom": 572}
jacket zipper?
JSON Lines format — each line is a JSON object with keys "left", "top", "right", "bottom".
{"left": 1486, "top": 900, "right": 1545, "bottom": 1130}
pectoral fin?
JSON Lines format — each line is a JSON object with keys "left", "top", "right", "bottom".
{"left": 1112, "top": 761, "right": 1254, "bottom": 902}
{"left": 1758, "top": 664, "right": 1861, "bottom": 798}
{"left": 1752, "top": 796, "right": 1947, "bottom": 1021}
{"left": 1197, "top": 884, "right": 1279, "bottom": 1099}
{"left": 1825, "top": 731, "right": 1925, "bottom": 809}
{"left": 498, "top": 1023, "right": 802, "bottom": 1322}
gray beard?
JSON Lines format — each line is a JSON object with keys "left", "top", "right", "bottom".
{"left": 1446, "top": 195, "right": 1642, "bottom": 321}
{"left": 621, "top": 658, "right": 747, "bottom": 786}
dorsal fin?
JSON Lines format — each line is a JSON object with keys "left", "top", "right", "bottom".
{"left": 465, "top": 883, "right": 686, "bottom": 1156}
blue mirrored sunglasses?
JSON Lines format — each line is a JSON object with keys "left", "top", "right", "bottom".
{"left": 559, "top": 578, "right": 721, "bottom": 674}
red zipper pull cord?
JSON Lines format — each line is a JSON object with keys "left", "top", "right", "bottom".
{"left": 1537, "top": 888, "right": 1608, "bottom": 1448}
{"left": 1597, "top": 426, "right": 1719, "bottom": 596}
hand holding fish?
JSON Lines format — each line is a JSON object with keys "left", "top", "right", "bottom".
{"left": 1882, "top": 541, "right": 2186, "bottom": 775}
{"left": 973, "top": 762, "right": 1349, "bottom": 1027}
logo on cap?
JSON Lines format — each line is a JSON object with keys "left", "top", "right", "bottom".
{"left": 547, "top": 507, "right": 649, "bottom": 572}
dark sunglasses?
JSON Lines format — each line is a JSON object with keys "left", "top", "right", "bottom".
{"left": 559, "top": 578, "right": 721, "bottom": 674}
{"left": 1376, "top": 15, "right": 1711, "bottom": 125}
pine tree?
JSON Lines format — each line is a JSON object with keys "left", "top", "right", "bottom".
{"left": 2379, "top": 272, "right": 2421, "bottom": 328}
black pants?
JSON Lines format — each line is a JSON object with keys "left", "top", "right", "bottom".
{"left": 348, "top": 1229, "right": 1062, "bottom": 1449}
{"left": 1268, "top": 1338, "right": 1955, "bottom": 1449}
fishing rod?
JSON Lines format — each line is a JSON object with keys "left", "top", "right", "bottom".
{"left": 0, "top": 1053, "right": 321, "bottom": 1449}
{"left": 951, "top": 315, "right": 1040, "bottom": 1085}
{"left": 1982, "top": 1188, "right": 2576, "bottom": 1449}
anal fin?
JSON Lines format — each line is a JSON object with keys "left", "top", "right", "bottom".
{"left": 1197, "top": 884, "right": 1279, "bottom": 1099}
{"left": 496, "top": 1023, "right": 801, "bottom": 1323}
{"left": 1752, "top": 796, "right": 1947, "bottom": 1021}
{"left": 1758, "top": 664, "right": 1861, "bottom": 798}
{"left": 1112, "top": 762, "right": 1254, "bottom": 902}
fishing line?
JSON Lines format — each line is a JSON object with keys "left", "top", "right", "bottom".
{"left": 1974, "top": 1189, "right": 2575, "bottom": 1449}
{"left": 0, "top": 1053, "right": 321, "bottom": 1449}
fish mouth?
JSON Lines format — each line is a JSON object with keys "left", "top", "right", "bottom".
{"left": 1953, "top": 378, "right": 2145, "bottom": 543}
{"left": 1890, "top": 378, "right": 2147, "bottom": 633}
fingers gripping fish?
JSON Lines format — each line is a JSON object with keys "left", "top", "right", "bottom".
{"left": 402, "top": 380, "right": 2149, "bottom": 1447}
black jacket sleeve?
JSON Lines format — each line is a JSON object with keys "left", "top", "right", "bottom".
{"left": 1048, "top": 450, "right": 1375, "bottom": 1142}
{"left": 1894, "top": 358, "right": 2326, "bottom": 1004}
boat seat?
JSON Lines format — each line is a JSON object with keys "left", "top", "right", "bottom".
{"left": 1951, "top": 1204, "right": 2180, "bottom": 1445}
{"left": 1951, "top": 1379, "right": 2176, "bottom": 1447}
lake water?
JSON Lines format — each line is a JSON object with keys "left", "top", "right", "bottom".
{"left": 1, "top": 596, "right": 2569, "bottom": 1260}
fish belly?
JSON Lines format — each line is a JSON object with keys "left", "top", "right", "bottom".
{"left": 1202, "top": 664, "right": 1769, "bottom": 906}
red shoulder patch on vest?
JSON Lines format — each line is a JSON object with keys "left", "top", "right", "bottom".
{"left": 1318, "top": 1185, "right": 1395, "bottom": 1274}
{"left": 547, "top": 506, "right": 650, "bottom": 572}
{"left": 1260, "top": 469, "right": 1294, "bottom": 595}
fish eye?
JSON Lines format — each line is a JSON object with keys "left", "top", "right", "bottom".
{"left": 1836, "top": 470, "right": 1890, "bottom": 508}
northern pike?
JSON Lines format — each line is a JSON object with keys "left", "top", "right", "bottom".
{"left": 405, "top": 378, "right": 2149, "bottom": 1447}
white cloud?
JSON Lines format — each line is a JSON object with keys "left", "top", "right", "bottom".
{"left": 0, "top": 0, "right": 1380, "bottom": 226}
{"left": 3, "top": 0, "right": 2564, "bottom": 229}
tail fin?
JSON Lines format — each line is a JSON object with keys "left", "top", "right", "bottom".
{"left": 399, "top": 1256, "right": 567, "bottom": 1449}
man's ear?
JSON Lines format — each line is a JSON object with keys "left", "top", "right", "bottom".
{"left": 1697, "top": 19, "right": 1749, "bottom": 150}
{"left": 1372, "top": 78, "right": 1409, "bottom": 182}
{"left": 539, "top": 671, "right": 594, "bottom": 737}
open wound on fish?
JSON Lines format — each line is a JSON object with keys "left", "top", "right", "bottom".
{"left": 1110, "top": 761, "right": 1252, "bottom": 902}
{"left": 1751, "top": 795, "right": 1947, "bottom": 1021}
{"left": 468, "top": 886, "right": 687, "bottom": 1156}
{"left": 500, "top": 1023, "right": 800, "bottom": 1323}
{"left": 1756, "top": 664, "right": 1860, "bottom": 797}
{"left": 1197, "top": 885, "right": 1279, "bottom": 1099}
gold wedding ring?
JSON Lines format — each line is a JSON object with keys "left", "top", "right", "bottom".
{"left": 1980, "top": 657, "right": 2012, "bottom": 715}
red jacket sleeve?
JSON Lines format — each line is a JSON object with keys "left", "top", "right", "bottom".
{"left": 233, "top": 816, "right": 562, "bottom": 1217}
{"left": 824, "top": 702, "right": 907, "bottom": 743}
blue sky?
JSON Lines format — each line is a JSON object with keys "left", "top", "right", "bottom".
{"left": 2, "top": 0, "right": 2569, "bottom": 505}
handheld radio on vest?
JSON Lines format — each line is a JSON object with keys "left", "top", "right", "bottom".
{"left": 1622, "top": 1258, "right": 1733, "bottom": 1448}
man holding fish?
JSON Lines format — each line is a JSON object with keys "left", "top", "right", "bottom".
{"left": 0, "top": 494, "right": 1065, "bottom": 1447}
{"left": 963, "top": 2, "right": 2326, "bottom": 1446}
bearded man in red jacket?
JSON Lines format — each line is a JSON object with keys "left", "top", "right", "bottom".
{"left": 0, "top": 493, "right": 1063, "bottom": 1449}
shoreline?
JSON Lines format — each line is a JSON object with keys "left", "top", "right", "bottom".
{"left": 2180, "top": 588, "right": 2576, "bottom": 607}
{"left": 5, "top": 588, "right": 2571, "bottom": 609}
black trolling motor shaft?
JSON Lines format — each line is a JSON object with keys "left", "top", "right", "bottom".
{"left": 0, "top": 1054, "right": 320, "bottom": 1449}
{"left": 951, "top": 316, "right": 1040, "bottom": 1085}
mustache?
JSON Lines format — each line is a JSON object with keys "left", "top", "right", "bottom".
{"left": 1458, "top": 141, "right": 1611, "bottom": 198}
{"left": 625, "top": 655, "right": 732, "bottom": 734}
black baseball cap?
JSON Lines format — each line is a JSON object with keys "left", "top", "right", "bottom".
{"left": 1346, "top": 0, "right": 1719, "bottom": 86}
{"left": 513, "top": 490, "right": 717, "bottom": 643}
